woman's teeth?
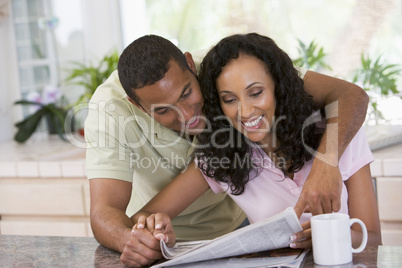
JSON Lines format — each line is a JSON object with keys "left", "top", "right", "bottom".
{"left": 187, "top": 116, "right": 197, "bottom": 126}
{"left": 243, "top": 115, "right": 263, "bottom": 128}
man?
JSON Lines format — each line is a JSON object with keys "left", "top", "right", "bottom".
{"left": 85, "top": 35, "right": 368, "bottom": 267}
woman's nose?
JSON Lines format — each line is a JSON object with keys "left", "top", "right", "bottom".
{"left": 238, "top": 100, "right": 254, "bottom": 119}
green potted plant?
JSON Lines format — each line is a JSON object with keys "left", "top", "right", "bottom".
{"left": 64, "top": 50, "right": 119, "bottom": 136}
{"left": 14, "top": 85, "right": 69, "bottom": 143}
{"left": 65, "top": 49, "right": 119, "bottom": 106}
{"left": 352, "top": 54, "right": 401, "bottom": 123}
{"left": 292, "top": 39, "right": 332, "bottom": 71}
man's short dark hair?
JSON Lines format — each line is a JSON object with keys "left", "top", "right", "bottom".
{"left": 118, "top": 35, "right": 191, "bottom": 103}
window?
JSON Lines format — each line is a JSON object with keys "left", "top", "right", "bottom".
{"left": 12, "top": 0, "right": 59, "bottom": 111}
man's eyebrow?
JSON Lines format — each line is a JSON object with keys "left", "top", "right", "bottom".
{"left": 150, "top": 82, "right": 192, "bottom": 113}
{"left": 178, "top": 82, "right": 191, "bottom": 101}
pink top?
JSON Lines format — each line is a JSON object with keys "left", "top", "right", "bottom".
{"left": 199, "top": 128, "right": 374, "bottom": 224}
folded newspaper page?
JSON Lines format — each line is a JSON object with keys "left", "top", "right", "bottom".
{"left": 152, "top": 207, "right": 303, "bottom": 267}
{"left": 156, "top": 248, "right": 308, "bottom": 268}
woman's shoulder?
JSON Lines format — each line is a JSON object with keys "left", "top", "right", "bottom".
{"left": 338, "top": 127, "right": 374, "bottom": 179}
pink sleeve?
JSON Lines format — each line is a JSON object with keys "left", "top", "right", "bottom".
{"left": 339, "top": 127, "right": 374, "bottom": 181}
{"left": 193, "top": 158, "right": 225, "bottom": 193}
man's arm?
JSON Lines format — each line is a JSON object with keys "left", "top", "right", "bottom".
{"left": 89, "top": 178, "right": 133, "bottom": 252}
{"left": 89, "top": 178, "right": 162, "bottom": 267}
{"left": 294, "top": 70, "right": 369, "bottom": 217}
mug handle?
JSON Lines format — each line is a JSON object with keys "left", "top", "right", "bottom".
{"left": 350, "top": 218, "right": 368, "bottom": 253}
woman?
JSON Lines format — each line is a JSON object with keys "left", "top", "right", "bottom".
{"left": 133, "top": 33, "right": 382, "bottom": 249}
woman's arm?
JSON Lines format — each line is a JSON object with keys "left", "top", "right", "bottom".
{"left": 303, "top": 71, "right": 369, "bottom": 155}
{"left": 295, "top": 71, "right": 369, "bottom": 217}
{"left": 131, "top": 161, "right": 211, "bottom": 248}
{"left": 345, "top": 164, "right": 382, "bottom": 247}
{"left": 132, "top": 161, "right": 211, "bottom": 223}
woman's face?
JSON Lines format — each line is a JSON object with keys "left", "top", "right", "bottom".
{"left": 216, "top": 53, "right": 276, "bottom": 144}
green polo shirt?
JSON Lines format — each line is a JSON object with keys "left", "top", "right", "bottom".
{"left": 85, "top": 70, "right": 246, "bottom": 240}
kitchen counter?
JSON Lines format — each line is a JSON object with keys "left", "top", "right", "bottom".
{"left": 370, "top": 142, "right": 402, "bottom": 246}
{"left": 0, "top": 134, "right": 86, "bottom": 178}
{"left": 0, "top": 135, "right": 90, "bottom": 237}
{"left": 0, "top": 235, "right": 123, "bottom": 267}
{"left": 0, "top": 235, "right": 401, "bottom": 267}
{"left": 370, "top": 141, "right": 402, "bottom": 177}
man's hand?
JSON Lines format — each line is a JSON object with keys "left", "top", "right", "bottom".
{"left": 294, "top": 159, "right": 343, "bottom": 218}
{"left": 119, "top": 223, "right": 163, "bottom": 267}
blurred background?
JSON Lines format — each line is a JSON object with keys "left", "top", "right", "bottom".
{"left": 0, "top": 0, "right": 402, "bottom": 243}
{"left": 0, "top": 0, "right": 401, "bottom": 142}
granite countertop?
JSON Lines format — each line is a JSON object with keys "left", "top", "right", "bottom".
{"left": 0, "top": 235, "right": 124, "bottom": 267}
{"left": 1, "top": 235, "right": 401, "bottom": 267}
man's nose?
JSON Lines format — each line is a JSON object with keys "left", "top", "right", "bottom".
{"left": 177, "top": 105, "right": 194, "bottom": 123}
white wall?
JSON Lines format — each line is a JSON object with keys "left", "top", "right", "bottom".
{"left": 119, "top": 0, "right": 148, "bottom": 48}
{"left": 0, "top": 2, "right": 21, "bottom": 142}
{"left": 80, "top": 0, "right": 123, "bottom": 60}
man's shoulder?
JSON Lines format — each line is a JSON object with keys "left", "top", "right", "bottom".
{"left": 88, "top": 70, "right": 140, "bottom": 118}
{"left": 90, "top": 70, "right": 126, "bottom": 102}
{"left": 85, "top": 70, "right": 147, "bottom": 137}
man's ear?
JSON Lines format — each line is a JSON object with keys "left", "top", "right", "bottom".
{"left": 127, "top": 96, "right": 145, "bottom": 112}
{"left": 184, "top": 52, "right": 197, "bottom": 74}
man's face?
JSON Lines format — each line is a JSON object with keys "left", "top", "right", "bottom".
{"left": 133, "top": 59, "right": 206, "bottom": 136}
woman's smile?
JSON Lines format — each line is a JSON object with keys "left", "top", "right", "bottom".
{"left": 242, "top": 115, "right": 264, "bottom": 128}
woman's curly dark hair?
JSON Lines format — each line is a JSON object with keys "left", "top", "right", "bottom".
{"left": 196, "top": 33, "right": 325, "bottom": 195}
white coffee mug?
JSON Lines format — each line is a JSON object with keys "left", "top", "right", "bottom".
{"left": 311, "top": 213, "right": 368, "bottom": 265}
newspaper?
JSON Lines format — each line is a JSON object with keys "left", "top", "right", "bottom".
{"left": 152, "top": 207, "right": 304, "bottom": 267}
{"left": 155, "top": 248, "right": 308, "bottom": 268}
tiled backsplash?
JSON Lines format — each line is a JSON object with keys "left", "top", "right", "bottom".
{"left": 0, "top": 160, "right": 86, "bottom": 178}
{"left": 0, "top": 131, "right": 401, "bottom": 178}
{"left": 0, "top": 135, "right": 85, "bottom": 178}
{"left": 370, "top": 142, "right": 402, "bottom": 177}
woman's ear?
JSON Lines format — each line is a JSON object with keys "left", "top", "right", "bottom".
{"left": 184, "top": 52, "right": 197, "bottom": 74}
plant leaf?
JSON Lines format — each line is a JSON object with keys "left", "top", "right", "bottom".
{"left": 14, "top": 109, "right": 47, "bottom": 143}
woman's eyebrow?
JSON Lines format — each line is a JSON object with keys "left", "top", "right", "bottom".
{"left": 245, "top": 82, "right": 262, "bottom": 89}
{"left": 219, "top": 82, "right": 263, "bottom": 95}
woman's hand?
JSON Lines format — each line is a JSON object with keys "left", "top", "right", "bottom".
{"left": 294, "top": 160, "right": 343, "bottom": 218}
{"left": 137, "top": 213, "right": 176, "bottom": 248}
{"left": 290, "top": 221, "right": 312, "bottom": 249}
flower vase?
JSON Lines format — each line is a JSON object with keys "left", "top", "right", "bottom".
{"left": 45, "top": 113, "right": 61, "bottom": 134}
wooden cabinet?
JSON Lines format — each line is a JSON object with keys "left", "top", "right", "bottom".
{"left": 375, "top": 177, "right": 402, "bottom": 246}
{"left": 0, "top": 177, "right": 92, "bottom": 237}
{"left": 371, "top": 142, "right": 402, "bottom": 246}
